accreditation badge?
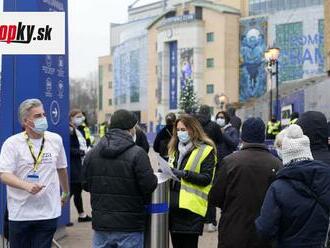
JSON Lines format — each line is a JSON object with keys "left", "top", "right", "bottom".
{"left": 26, "top": 172, "right": 40, "bottom": 183}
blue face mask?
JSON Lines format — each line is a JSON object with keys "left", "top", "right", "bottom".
{"left": 177, "top": 131, "right": 190, "bottom": 143}
{"left": 32, "top": 117, "right": 48, "bottom": 134}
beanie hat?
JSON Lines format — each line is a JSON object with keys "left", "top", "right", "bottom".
{"left": 241, "top": 117, "right": 265, "bottom": 144}
{"left": 281, "top": 124, "right": 313, "bottom": 165}
{"left": 110, "top": 109, "right": 137, "bottom": 130}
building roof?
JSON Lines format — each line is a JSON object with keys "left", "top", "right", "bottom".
{"left": 129, "top": 0, "right": 163, "bottom": 9}
{"left": 147, "top": 0, "right": 241, "bottom": 29}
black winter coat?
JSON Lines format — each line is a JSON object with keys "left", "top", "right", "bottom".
{"left": 153, "top": 125, "right": 173, "bottom": 158}
{"left": 219, "top": 125, "right": 239, "bottom": 161}
{"left": 209, "top": 143, "right": 282, "bottom": 248}
{"left": 256, "top": 160, "right": 330, "bottom": 247}
{"left": 170, "top": 144, "right": 216, "bottom": 235}
{"left": 297, "top": 111, "right": 330, "bottom": 165}
{"left": 82, "top": 129, "right": 158, "bottom": 232}
{"left": 70, "top": 127, "right": 84, "bottom": 183}
{"left": 136, "top": 128, "right": 149, "bottom": 153}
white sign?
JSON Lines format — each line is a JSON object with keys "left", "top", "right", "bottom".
{"left": 0, "top": 12, "right": 65, "bottom": 54}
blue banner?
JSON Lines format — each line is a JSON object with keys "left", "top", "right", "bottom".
{"left": 169, "top": 41, "right": 178, "bottom": 110}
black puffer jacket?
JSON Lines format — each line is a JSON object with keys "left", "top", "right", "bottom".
{"left": 170, "top": 144, "right": 216, "bottom": 235}
{"left": 297, "top": 111, "right": 330, "bottom": 165}
{"left": 82, "top": 129, "right": 158, "bottom": 232}
{"left": 153, "top": 125, "right": 173, "bottom": 159}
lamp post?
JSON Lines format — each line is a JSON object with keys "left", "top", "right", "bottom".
{"left": 264, "top": 47, "right": 280, "bottom": 119}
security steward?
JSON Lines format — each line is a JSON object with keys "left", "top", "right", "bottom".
{"left": 266, "top": 115, "right": 281, "bottom": 140}
{"left": 167, "top": 114, "right": 216, "bottom": 248}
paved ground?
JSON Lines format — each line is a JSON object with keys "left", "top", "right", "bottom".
{"left": 56, "top": 149, "right": 218, "bottom": 247}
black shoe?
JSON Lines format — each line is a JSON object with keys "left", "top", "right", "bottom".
{"left": 66, "top": 222, "right": 74, "bottom": 227}
{"left": 78, "top": 215, "right": 92, "bottom": 222}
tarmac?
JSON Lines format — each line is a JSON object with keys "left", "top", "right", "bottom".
{"left": 56, "top": 149, "right": 218, "bottom": 248}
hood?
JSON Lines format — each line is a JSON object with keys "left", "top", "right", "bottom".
{"left": 297, "top": 111, "right": 328, "bottom": 151}
{"left": 99, "top": 129, "right": 135, "bottom": 158}
{"left": 277, "top": 160, "right": 330, "bottom": 206}
{"left": 195, "top": 113, "right": 211, "bottom": 126}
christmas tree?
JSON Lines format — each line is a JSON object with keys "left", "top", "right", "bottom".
{"left": 179, "top": 78, "right": 198, "bottom": 114}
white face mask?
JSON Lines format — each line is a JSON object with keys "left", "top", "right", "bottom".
{"left": 216, "top": 118, "right": 226, "bottom": 127}
{"left": 73, "top": 116, "right": 84, "bottom": 127}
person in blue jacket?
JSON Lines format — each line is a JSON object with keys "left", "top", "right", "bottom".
{"left": 255, "top": 124, "right": 330, "bottom": 247}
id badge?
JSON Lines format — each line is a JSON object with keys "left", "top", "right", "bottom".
{"left": 26, "top": 172, "right": 40, "bottom": 183}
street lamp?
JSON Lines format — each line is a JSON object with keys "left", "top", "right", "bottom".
{"left": 264, "top": 47, "right": 280, "bottom": 120}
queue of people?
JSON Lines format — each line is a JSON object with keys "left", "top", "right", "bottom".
{"left": 1, "top": 99, "right": 330, "bottom": 248}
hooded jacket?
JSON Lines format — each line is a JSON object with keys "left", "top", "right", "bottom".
{"left": 82, "top": 129, "right": 158, "bottom": 232}
{"left": 256, "top": 160, "right": 330, "bottom": 247}
{"left": 297, "top": 111, "right": 330, "bottom": 165}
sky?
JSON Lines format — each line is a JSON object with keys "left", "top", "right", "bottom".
{"left": 69, "top": 0, "right": 131, "bottom": 79}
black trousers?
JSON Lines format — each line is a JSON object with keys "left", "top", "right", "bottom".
{"left": 206, "top": 204, "right": 217, "bottom": 225}
{"left": 9, "top": 218, "right": 58, "bottom": 248}
{"left": 171, "top": 233, "right": 199, "bottom": 248}
{"left": 70, "top": 183, "right": 84, "bottom": 214}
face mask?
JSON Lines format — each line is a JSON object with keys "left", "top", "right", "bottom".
{"left": 32, "top": 117, "right": 48, "bottom": 134}
{"left": 177, "top": 131, "right": 190, "bottom": 143}
{"left": 73, "top": 117, "right": 84, "bottom": 127}
{"left": 132, "top": 134, "right": 137, "bottom": 142}
{"left": 216, "top": 118, "right": 226, "bottom": 127}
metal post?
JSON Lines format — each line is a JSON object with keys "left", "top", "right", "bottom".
{"left": 275, "top": 60, "right": 279, "bottom": 120}
{"left": 145, "top": 174, "right": 169, "bottom": 248}
{"left": 268, "top": 62, "right": 273, "bottom": 119}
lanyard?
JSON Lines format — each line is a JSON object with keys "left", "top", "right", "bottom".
{"left": 24, "top": 132, "right": 45, "bottom": 172}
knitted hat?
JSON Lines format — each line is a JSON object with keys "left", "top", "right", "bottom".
{"left": 241, "top": 117, "right": 266, "bottom": 144}
{"left": 110, "top": 109, "right": 137, "bottom": 130}
{"left": 281, "top": 124, "right": 313, "bottom": 165}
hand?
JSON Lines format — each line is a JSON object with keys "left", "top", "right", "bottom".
{"left": 221, "top": 127, "right": 225, "bottom": 133}
{"left": 171, "top": 168, "right": 187, "bottom": 179}
{"left": 24, "top": 182, "right": 45, "bottom": 195}
{"left": 61, "top": 192, "right": 69, "bottom": 207}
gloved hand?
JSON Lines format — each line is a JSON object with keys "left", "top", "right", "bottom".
{"left": 171, "top": 168, "right": 187, "bottom": 179}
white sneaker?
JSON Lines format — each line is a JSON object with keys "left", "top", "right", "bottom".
{"left": 207, "top": 223, "right": 218, "bottom": 232}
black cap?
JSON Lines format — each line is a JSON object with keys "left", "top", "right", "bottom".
{"left": 110, "top": 109, "right": 137, "bottom": 130}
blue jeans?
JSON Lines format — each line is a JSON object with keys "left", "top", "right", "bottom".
{"left": 9, "top": 218, "right": 58, "bottom": 248}
{"left": 93, "top": 231, "right": 144, "bottom": 248}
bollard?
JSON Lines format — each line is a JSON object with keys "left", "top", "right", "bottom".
{"left": 145, "top": 173, "right": 170, "bottom": 248}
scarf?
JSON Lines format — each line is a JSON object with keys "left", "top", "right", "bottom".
{"left": 177, "top": 141, "right": 194, "bottom": 168}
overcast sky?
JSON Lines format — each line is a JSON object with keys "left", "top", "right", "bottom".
{"left": 69, "top": 0, "right": 131, "bottom": 79}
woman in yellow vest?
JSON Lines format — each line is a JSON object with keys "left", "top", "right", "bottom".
{"left": 168, "top": 114, "right": 217, "bottom": 248}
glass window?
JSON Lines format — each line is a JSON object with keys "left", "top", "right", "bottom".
{"left": 183, "top": 10, "right": 189, "bottom": 15}
{"left": 108, "top": 81, "right": 112, "bottom": 89}
{"left": 206, "top": 84, "right": 214, "bottom": 94}
{"left": 108, "top": 99, "right": 112, "bottom": 106}
{"left": 195, "top": 6, "right": 203, "bottom": 20}
{"left": 108, "top": 64, "right": 112, "bottom": 72}
{"left": 206, "top": 58, "right": 214, "bottom": 68}
{"left": 98, "top": 65, "right": 103, "bottom": 111}
{"left": 207, "top": 32, "right": 214, "bottom": 42}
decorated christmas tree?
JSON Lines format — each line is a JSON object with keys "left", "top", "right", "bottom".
{"left": 179, "top": 79, "right": 198, "bottom": 114}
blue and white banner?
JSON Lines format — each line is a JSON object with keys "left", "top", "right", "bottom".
{"left": 169, "top": 41, "right": 177, "bottom": 110}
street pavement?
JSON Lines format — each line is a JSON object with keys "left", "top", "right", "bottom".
{"left": 56, "top": 149, "right": 218, "bottom": 247}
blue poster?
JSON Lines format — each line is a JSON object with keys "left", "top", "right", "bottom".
{"left": 240, "top": 17, "right": 267, "bottom": 102}
{"left": 169, "top": 41, "right": 178, "bottom": 110}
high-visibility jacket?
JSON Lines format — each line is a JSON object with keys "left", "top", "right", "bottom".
{"left": 169, "top": 144, "right": 215, "bottom": 217}
{"left": 99, "top": 124, "right": 106, "bottom": 138}
{"left": 82, "top": 123, "right": 91, "bottom": 140}
{"left": 289, "top": 118, "right": 298, "bottom": 125}
{"left": 267, "top": 121, "right": 281, "bottom": 136}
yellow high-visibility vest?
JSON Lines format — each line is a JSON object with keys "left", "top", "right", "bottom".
{"left": 82, "top": 123, "right": 91, "bottom": 140}
{"left": 99, "top": 124, "right": 106, "bottom": 138}
{"left": 289, "top": 118, "right": 298, "bottom": 125}
{"left": 169, "top": 144, "right": 216, "bottom": 217}
{"left": 267, "top": 121, "right": 281, "bottom": 135}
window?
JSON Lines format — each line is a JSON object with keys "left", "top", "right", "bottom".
{"left": 206, "top": 58, "right": 214, "bottom": 68}
{"left": 207, "top": 32, "right": 214, "bottom": 42}
{"left": 195, "top": 6, "right": 203, "bottom": 20}
{"left": 206, "top": 84, "right": 214, "bottom": 94}
{"left": 165, "top": 11, "right": 176, "bottom": 18}
{"left": 108, "top": 99, "right": 112, "bottom": 106}
{"left": 183, "top": 10, "right": 189, "bottom": 15}
{"left": 108, "top": 64, "right": 112, "bottom": 72}
{"left": 108, "top": 81, "right": 112, "bottom": 89}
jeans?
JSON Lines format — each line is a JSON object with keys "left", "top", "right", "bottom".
{"left": 9, "top": 218, "right": 58, "bottom": 248}
{"left": 93, "top": 231, "right": 144, "bottom": 248}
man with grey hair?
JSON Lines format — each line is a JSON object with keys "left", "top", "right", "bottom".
{"left": 0, "top": 98, "right": 69, "bottom": 248}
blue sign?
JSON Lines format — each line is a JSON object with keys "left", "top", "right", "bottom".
{"left": 0, "top": 0, "right": 69, "bottom": 233}
{"left": 169, "top": 41, "right": 178, "bottom": 110}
